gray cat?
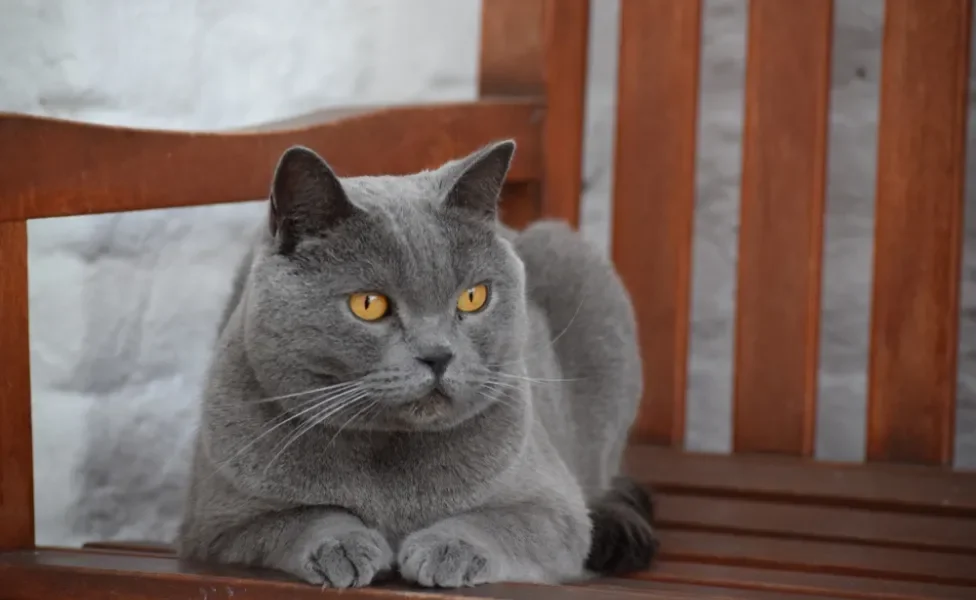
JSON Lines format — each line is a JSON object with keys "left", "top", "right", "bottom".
{"left": 178, "top": 140, "right": 656, "bottom": 588}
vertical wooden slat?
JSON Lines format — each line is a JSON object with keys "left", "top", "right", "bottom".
{"left": 540, "top": 0, "right": 589, "bottom": 227}
{"left": 499, "top": 182, "right": 542, "bottom": 230}
{"left": 479, "top": 0, "right": 588, "bottom": 228}
{"left": 478, "top": 0, "right": 546, "bottom": 97}
{"left": 867, "top": 0, "right": 972, "bottom": 465}
{"left": 612, "top": 0, "right": 702, "bottom": 445}
{"left": 478, "top": 0, "right": 546, "bottom": 225}
{"left": 732, "top": 0, "right": 833, "bottom": 455}
{"left": 0, "top": 219, "right": 34, "bottom": 550}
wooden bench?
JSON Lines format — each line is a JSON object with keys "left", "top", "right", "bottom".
{"left": 2, "top": 1, "right": 974, "bottom": 598}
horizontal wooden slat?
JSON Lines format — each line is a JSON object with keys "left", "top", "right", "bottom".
{"left": 0, "top": 549, "right": 755, "bottom": 600}
{"left": 624, "top": 445, "right": 976, "bottom": 516}
{"left": 0, "top": 100, "right": 543, "bottom": 221}
{"left": 656, "top": 530, "right": 976, "bottom": 586}
{"left": 732, "top": 0, "right": 832, "bottom": 456}
{"left": 655, "top": 493, "right": 976, "bottom": 554}
{"left": 78, "top": 539, "right": 976, "bottom": 598}
{"left": 588, "top": 578, "right": 842, "bottom": 600}
{"left": 867, "top": 0, "right": 972, "bottom": 465}
{"left": 81, "top": 541, "right": 176, "bottom": 556}
{"left": 645, "top": 561, "right": 976, "bottom": 600}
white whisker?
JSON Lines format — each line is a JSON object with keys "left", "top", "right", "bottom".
{"left": 487, "top": 294, "right": 588, "bottom": 370}
{"left": 549, "top": 294, "right": 586, "bottom": 348}
{"left": 480, "top": 381, "right": 527, "bottom": 410}
{"left": 324, "top": 400, "right": 378, "bottom": 449}
{"left": 246, "top": 380, "right": 361, "bottom": 404}
{"left": 262, "top": 391, "right": 370, "bottom": 475}
{"left": 485, "top": 369, "right": 581, "bottom": 384}
{"left": 208, "top": 383, "right": 365, "bottom": 481}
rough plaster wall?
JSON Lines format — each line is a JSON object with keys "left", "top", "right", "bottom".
{"left": 1, "top": 0, "right": 973, "bottom": 547}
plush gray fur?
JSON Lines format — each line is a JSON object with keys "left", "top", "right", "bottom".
{"left": 178, "top": 141, "right": 650, "bottom": 587}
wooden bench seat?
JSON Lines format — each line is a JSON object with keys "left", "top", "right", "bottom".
{"left": 5, "top": 446, "right": 972, "bottom": 599}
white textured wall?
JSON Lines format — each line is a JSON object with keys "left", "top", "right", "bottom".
{"left": 1, "top": 0, "right": 973, "bottom": 547}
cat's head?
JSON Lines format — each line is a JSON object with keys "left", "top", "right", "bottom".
{"left": 242, "top": 140, "right": 528, "bottom": 431}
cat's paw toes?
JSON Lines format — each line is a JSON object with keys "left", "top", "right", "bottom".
{"left": 298, "top": 528, "right": 393, "bottom": 588}
{"left": 398, "top": 532, "right": 494, "bottom": 587}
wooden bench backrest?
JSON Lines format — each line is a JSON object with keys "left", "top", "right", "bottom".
{"left": 0, "top": 0, "right": 971, "bottom": 554}
{"left": 598, "top": 0, "right": 968, "bottom": 466}
{"left": 483, "top": 0, "right": 972, "bottom": 466}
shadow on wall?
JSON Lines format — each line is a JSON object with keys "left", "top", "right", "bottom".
{"left": 6, "top": 0, "right": 974, "bottom": 547}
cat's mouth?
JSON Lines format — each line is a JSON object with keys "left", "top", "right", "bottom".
{"left": 394, "top": 390, "right": 454, "bottom": 425}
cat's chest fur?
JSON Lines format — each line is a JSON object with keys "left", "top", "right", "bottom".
{"left": 211, "top": 401, "right": 527, "bottom": 540}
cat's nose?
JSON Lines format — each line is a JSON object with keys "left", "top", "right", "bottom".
{"left": 416, "top": 351, "right": 454, "bottom": 377}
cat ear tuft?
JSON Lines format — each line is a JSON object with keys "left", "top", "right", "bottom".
{"left": 269, "top": 146, "right": 358, "bottom": 253}
{"left": 443, "top": 140, "right": 516, "bottom": 221}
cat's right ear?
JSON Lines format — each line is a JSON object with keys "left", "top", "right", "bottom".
{"left": 269, "top": 146, "right": 359, "bottom": 254}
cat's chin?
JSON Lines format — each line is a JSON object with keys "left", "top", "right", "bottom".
{"left": 353, "top": 390, "right": 488, "bottom": 432}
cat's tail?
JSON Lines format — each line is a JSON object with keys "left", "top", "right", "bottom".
{"left": 585, "top": 476, "right": 658, "bottom": 575}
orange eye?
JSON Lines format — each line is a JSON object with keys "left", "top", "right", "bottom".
{"left": 348, "top": 292, "right": 390, "bottom": 321}
{"left": 457, "top": 284, "right": 489, "bottom": 313}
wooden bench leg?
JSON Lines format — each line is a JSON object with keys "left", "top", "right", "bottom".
{"left": 0, "top": 219, "right": 35, "bottom": 551}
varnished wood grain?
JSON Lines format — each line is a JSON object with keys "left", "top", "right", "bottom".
{"left": 539, "top": 0, "right": 589, "bottom": 226}
{"left": 645, "top": 561, "right": 976, "bottom": 600}
{"left": 0, "top": 550, "right": 743, "bottom": 600}
{"left": 655, "top": 493, "right": 976, "bottom": 554}
{"left": 478, "top": 0, "right": 587, "bottom": 227}
{"left": 479, "top": 0, "right": 546, "bottom": 96}
{"left": 499, "top": 182, "right": 542, "bottom": 230}
{"left": 656, "top": 529, "right": 976, "bottom": 586}
{"left": 624, "top": 445, "right": 976, "bottom": 516}
{"left": 589, "top": 578, "right": 842, "bottom": 600}
{"left": 82, "top": 541, "right": 176, "bottom": 556}
{"left": 82, "top": 482, "right": 976, "bottom": 557}
{"left": 0, "top": 101, "right": 542, "bottom": 221}
{"left": 0, "top": 220, "right": 33, "bottom": 551}
{"left": 867, "top": 0, "right": 972, "bottom": 465}
{"left": 68, "top": 444, "right": 976, "bottom": 597}
{"left": 732, "top": 0, "right": 833, "bottom": 456}
{"left": 611, "top": 0, "right": 702, "bottom": 445}
{"left": 477, "top": 5, "right": 546, "bottom": 228}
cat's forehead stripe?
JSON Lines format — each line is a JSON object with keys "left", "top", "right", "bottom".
{"left": 343, "top": 178, "right": 464, "bottom": 303}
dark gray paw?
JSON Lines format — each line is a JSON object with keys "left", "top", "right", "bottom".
{"left": 296, "top": 528, "right": 393, "bottom": 588}
{"left": 398, "top": 532, "right": 495, "bottom": 587}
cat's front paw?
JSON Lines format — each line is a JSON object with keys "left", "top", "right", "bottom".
{"left": 290, "top": 528, "right": 393, "bottom": 588}
{"left": 398, "top": 530, "right": 496, "bottom": 588}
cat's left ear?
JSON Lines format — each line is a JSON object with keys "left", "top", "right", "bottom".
{"left": 443, "top": 140, "right": 516, "bottom": 221}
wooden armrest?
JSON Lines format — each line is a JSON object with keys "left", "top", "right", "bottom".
{"left": 0, "top": 99, "right": 544, "bottom": 221}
